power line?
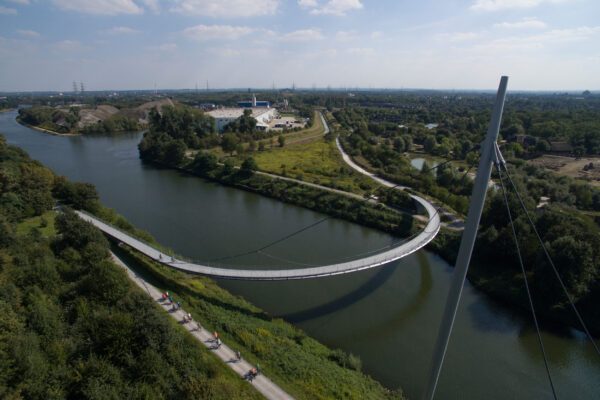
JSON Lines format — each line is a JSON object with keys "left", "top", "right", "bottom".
{"left": 495, "top": 158, "right": 558, "bottom": 400}
{"left": 496, "top": 145, "right": 600, "bottom": 358}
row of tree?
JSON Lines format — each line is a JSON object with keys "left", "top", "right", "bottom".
{"left": 0, "top": 134, "right": 260, "bottom": 399}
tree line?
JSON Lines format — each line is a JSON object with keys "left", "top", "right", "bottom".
{"left": 0, "top": 134, "right": 261, "bottom": 399}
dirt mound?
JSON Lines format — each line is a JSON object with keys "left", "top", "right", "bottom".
{"left": 119, "top": 98, "right": 176, "bottom": 124}
{"left": 77, "top": 105, "right": 120, "bottom": 128}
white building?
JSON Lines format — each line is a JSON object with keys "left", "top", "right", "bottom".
{"left": 207, "top": 107, "right": 277, "bottom": 132}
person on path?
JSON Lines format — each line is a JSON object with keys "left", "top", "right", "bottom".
{"left": 213, "top": 331, "right": 219, "bottom": 342}
{"left": 216, "top": 338, "right": 222, "bottom": 349}
{"left": 236, "top": 350, "right": 242, "bottom": 362}
{"left": 159, "top": 254, "right": 162, "bottom": 260}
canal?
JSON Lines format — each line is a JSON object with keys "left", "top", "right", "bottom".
{"left": 1, "top": 110, "right": 598, "bottom": 399}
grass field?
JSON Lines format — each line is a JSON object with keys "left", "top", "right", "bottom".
{"left": 16, "top": 210, "right": 57, "bottom": 237}
{"left": 118, "top": 246, "right": 404, "bottom": 400}
{"left": 252, "top": 138, "right": 379, "bottom": 194}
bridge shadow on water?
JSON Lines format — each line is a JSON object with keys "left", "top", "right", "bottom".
{"left": 279, "top": 252, "right": 432, "bottom": 337}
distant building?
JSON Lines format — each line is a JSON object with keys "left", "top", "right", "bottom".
{"left": 238, "top": 94, "right": 270, "bottom": 108}
{"left": 207, "top": 107, "right": 277, "bottom": 132}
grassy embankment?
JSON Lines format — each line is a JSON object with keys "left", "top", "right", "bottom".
{"left": 210, "top": 111, "right": 383, "bottom": 196}
{"left": 94, "top": 207, "right": 405, "bottom": 400}
{"left": 7, "top": 213, "right": 261, "bottom": 399}
{"left": 252, "top": 138, "right": 378, "bottom": 195}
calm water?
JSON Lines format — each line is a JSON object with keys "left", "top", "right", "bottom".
{"left": 410, "top": 157, "right": 439, "bottom": 173}
{"left": 2, "top": 110, "right": 598, "bottom": 399}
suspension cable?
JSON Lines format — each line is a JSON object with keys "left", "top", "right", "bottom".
{"left": 209, "top": 216, "right": 331, "bottom": 262}
{"left": 495, "top": 160, "right": 558, "bottom": 400}
{"left": 497, "top": 146, "right": 600, "bottom": 358}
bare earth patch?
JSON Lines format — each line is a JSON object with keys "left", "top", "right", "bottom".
{"left": 529, "top": 154, "right": 600, "bottom": 186}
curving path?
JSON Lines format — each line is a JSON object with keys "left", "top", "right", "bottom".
{"left": 74, "top": 113, "right": 440, "bottom": 281}
{"left": 110, "top": 252, "right": 294, "bottom": 400}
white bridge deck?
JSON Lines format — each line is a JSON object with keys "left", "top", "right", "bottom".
{"left": 76, "top": 191, "right": 439, "bottom": 280}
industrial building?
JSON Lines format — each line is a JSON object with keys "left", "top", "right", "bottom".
{"left": 238, "top": 94, "right": 270, "bottom": 108}
{"left": 207, "top": 94, "right": 276, "bottom": 132}
{"left": 207, "top": 107, "right": 277, "bottom": 132}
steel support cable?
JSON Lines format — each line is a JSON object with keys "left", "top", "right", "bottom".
{"left": 497, "top": 155, "right": 600, "bottom": 358}
{"left": 209, "top": 216, "right": 331, "bottom": 262}
{"left": 496, "top": 161, "right": 559, "bottom": 400}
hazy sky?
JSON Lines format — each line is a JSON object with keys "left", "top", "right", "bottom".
{"left": 0, "top": 0, "right": 598, "bottom": 91}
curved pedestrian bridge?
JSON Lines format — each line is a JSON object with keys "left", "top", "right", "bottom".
{"left": 75, "top": 193, "right": 440, "bottom": 281}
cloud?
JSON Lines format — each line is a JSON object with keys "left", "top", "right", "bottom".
{"left": 467, "top": 26, "right": 600, "bottom": 53}
{"left": 280, "top": 28, "right": 323, "bottom": 42}
{"left": 335, "top": 30, "right": 356, "bottom": 41}
{"left": 5, "top": 0, "right": 30, "bottom": 5}
{"left": 298, "top": 0, "right": 318, "bottom": 7}
{"left": 531, "top": 26, "right": 600, "bottom": 43}
{"left": 347, "top": 47, "right": 374, "bottom": 56}
{"left": 470, "top": 0, "right": 569, "bottom": 12}
{"left": 52, "top": 40, "right": 88, "bottom": 52}
{"left": 0, "top": 6, "right": 17, "bottom": 14}
{"left": 171, "top": 0, "right": 279, "bottom": 18}
{"left": 183, "top": 25, "right": 256, "bottom": 41}
{"left": 494, "top": 17, "right": 547, "bottom": 29}
{"left": 16, "top": 29, "right": 40, "bottom": 37}
{"left": 300, "top": 0, "right": 363, "bottom": 16}
{"left": 53, "top": 0, "right": 145, "bottom": 15}
{"left": 140, "top": 0, "right": 159, "bottom": 12}
{"left": 104, "top": 26, "right": 141, "bottom": 35}
{"left": 370, "top": 31, "right": 383, "bottom": 39}
{"left": 149, "top": 43, "right": 178, "bottom": 51}
{"left": 437, "top": 31, "right": 480, "bottom": 42}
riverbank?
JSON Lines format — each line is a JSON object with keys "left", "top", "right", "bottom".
{"left": 97, "top": 207, "right": 406, "bottom": 399}
{"left": 16, "top": 117, "right": 80, "bottom": 136}
{"left": 1, "top": 131, "right": 405, "bottom": 399}
{"left": 150, "top": 136, "right": 600, "bottom": 337}
{"left": 147, "top": 155, "right": 417, "bottom": 238}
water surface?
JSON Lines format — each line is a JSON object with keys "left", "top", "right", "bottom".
{"left": 2, "top": 110, "right": 598, "bottom": 399}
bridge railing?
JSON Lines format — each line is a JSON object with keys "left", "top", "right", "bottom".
{"left": 77, "top": 208, "right": 439, "bottom": 277}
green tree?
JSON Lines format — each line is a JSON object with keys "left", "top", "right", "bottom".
{"left": 423, "top": 136, "right": 437, "bottom": 153}
{"left": 241, "top": 157, "right": 258, "bottom": 174}
{"left": 193, "top": 152, "right": 218, "bottom": 172}
{"left": 163, "top": 139, "right": 187, "bottom": 165}
{"left": 221, "top": 133, "right": 239, "bottom": 156}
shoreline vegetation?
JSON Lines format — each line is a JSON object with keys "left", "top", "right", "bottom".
{"left": 17, "top": 118, "right": 81, "bottom": 136}
{"left": 0, "top": 133, "right": 405, "bottom": 399}
{"left": 0, "top": 135, "right": 262, "bottom": 399}
{"left": 135, "top": 104, "right": 600, "bottom": 337}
